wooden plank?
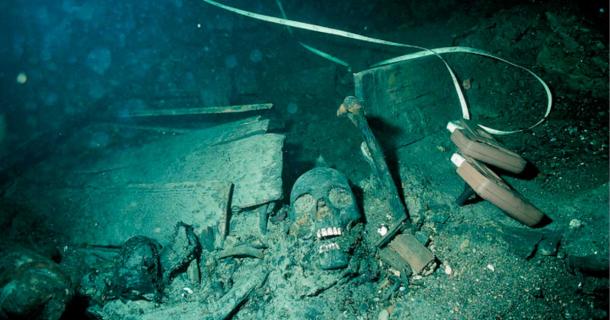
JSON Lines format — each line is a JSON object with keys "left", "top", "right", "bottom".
{"left": 379, "top": 247, "right": 411, "bottom": 274}
{"left": 126, "top": 103, "right": 273, "bottom": 118}
{"left": 206, "top": 118, "right": 270, "bottom": 146}
{"left": 94, "top": 123, "right": 192, "bottom": 135}
{"left": 354, "top": 58, "right": 460, "bottom": 149}
{"left": 218, "top": 183, "right": 234, "bottom": 240}
{"left": 388, "top": 234, "right": 436, "bottom": 275}
{"left": 12, "top": 180, "right": 230, "bottom": 245}
{"left": 8, "top": 117, "right": 284, "bottom": 245}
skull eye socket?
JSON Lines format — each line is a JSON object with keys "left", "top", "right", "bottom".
{"left": 293, "top": 194, "right": 316, "bottom": 215}
{"left": 328, "top": 187, "right": 353, "bottom": 209}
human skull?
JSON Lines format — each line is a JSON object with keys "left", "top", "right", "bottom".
{"left": 289, "top": 167, "right": 361, "bottom": 270}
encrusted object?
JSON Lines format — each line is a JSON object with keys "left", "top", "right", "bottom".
{"left": 110, "top": 236, "right": 163, "bottom": 301}
{"left": 0, "top": 247, "right": 74, "bottom": 320}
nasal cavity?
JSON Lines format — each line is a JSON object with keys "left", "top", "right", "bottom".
{"left": 317, "top": 199, "right": 327, "bottom": 211}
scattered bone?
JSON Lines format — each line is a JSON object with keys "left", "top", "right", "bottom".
{"left": 186, "top": 259, "right": 201, "bottom": 285}
{"left": 377, "top": 224, "right": 389, "bottom": 236}
{"left": 444, "top": 264, "right": 453, "bottom": 275}
{"left": 141, "top": 268, "right": 269, "bottom": 320}
{"left": 218, "top": 245, "right": 264, "bottom": 259}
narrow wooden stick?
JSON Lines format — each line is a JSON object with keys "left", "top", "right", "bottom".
{"left": 338, "top": 96, "right": 436, "bottom": 274}
{"left": 126, "top": 103, "right": 273, "bottom": 118}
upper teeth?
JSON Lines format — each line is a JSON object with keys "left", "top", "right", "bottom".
{"left": 316, "top": 227, "right": 342, "bottom": 239}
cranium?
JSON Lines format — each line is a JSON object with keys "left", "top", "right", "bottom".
{"left": 289, "top": 167, "right": 361, "bottom": 270}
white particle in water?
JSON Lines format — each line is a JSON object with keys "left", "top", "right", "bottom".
{"left": 16, "top": 72, "right": 27, "bottom": 84}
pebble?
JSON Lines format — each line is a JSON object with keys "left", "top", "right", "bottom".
{"left": 459, "top": 239, "right": 470, "bottom": 251}
{"left": 569, "top": 219, "right": 583, "bottom": 229}
{"left": 538, "top": 237, "right": 559, "bottom": 256}
{"left": 378, "top": 309, "right": 389, "bottom": 320}
{"left": 16, "top": 72, "right": 27, "bottom": 84}
{"left": 444, "top": 264, "right": 453, "bottom": 275}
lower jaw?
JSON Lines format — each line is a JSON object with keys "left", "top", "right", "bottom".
{"left": 319, "top": 249, "right": 349, "bottom": 270}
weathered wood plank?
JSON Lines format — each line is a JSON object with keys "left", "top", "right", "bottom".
{"left": 126, "top": 103, "right": 273, "bottom": 118}
{"left": 8, "top": 117, "right": 284, "bottom": 244}
{"left": 354, "top": 58, "right": 460, "bottom": 149}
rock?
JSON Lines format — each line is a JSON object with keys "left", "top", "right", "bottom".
{"left": 160, "top": 222, "right": 201, "bottom": 284}
{"left": 378, "top": 309, "right": 390, "bottom": 320}
{"left": 569, "top": 219, "right": 583, "bottom": 229}
{"left": 562, "top": 184, "right": 609, "bottom": 275}
{"left": 538, "top": 232, "right": 561, "bottom": 256}
{"left": 0, "top": 247, "right": 73, "bottom": 320}
{"left": 444, "top": 264, "right": 453, "bottom": 275}
{"left": 110, "top": 236, "right": 163, "bottom": 301}
{"left": 499, "top": 227, "right": 544, "bottom": 259}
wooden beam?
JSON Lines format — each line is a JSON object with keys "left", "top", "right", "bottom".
{"left": 338, "top": 96, "right": 437, "bottom": 275}
{"left": 126, "top": 103, "right": 273, "bottom": 118}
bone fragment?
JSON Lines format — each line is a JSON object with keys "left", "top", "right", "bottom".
{"left": 141, "top": 267, "right": 269, "bottom": 320}
{"left": 218, "top": 245, "right": 264, "bottom": 260}
{"left": 218, "top": 183, "right": 234, "bottom": 241}
{"left": 186, "top": 259, "right": 201, "bottom": 285}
